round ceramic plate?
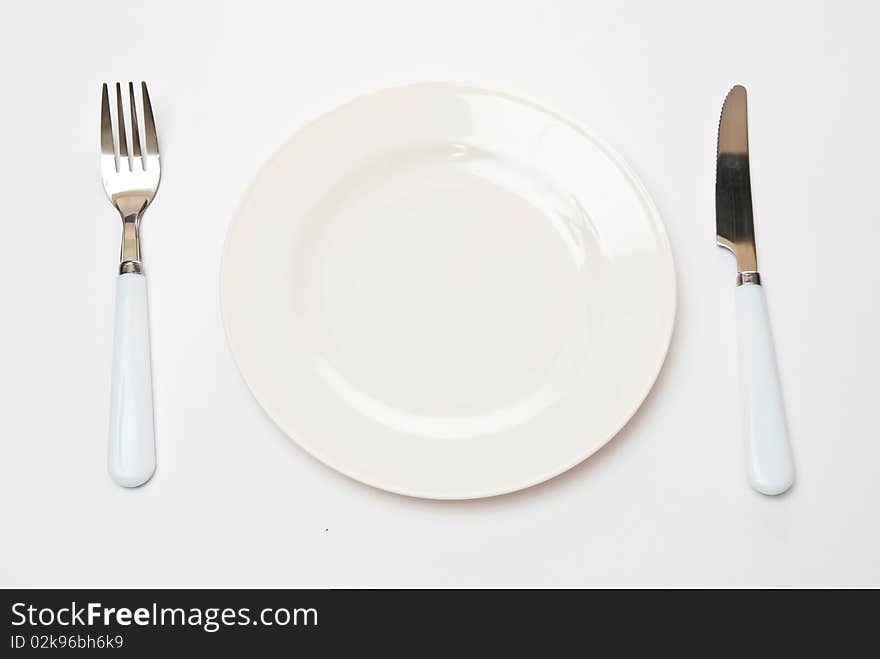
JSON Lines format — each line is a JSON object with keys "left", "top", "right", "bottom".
{"left": 221, "top": 84, "right": 675, "bottom": 499}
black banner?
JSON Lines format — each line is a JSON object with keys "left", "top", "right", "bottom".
{"left": 1, "top": 588, "right": 872, "bottom": 654}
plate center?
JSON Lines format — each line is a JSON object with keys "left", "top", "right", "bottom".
{"left": 293, "top": 145, "right": 604, "bottom": 433}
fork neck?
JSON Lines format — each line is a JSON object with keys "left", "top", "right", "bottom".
{"left": 119, "top": 211, "right": 143, "bottom": 275}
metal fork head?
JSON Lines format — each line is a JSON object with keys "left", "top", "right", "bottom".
{"left": 100, "top": 82, "right": 161, "bottom": 219}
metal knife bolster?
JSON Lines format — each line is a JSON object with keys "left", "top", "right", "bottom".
{"left": 736, "top": 272, "right": 761, "bottom": 286}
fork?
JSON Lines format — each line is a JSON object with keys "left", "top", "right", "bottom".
{"left": 101, "top": 82, "right": 161, "bottom": 487}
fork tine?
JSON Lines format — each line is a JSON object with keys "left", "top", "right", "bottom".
{"left": 142, "top": 82, "right": 159, "bottom": 155}
{"left": 115, "top": 83, "right": 129, "bottom": 168}
{"left": 128, "top": 82, "right": 142, "bottom": 167}
{"left": 100, "top": 83, "right": 114, "bottom": 157}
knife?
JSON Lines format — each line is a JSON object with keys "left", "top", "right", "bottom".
{"left": 716, "top": 85, "right": 794, "bottom": 495}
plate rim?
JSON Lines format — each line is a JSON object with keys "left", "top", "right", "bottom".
{"left": 220, "top": 82, "right": 677, "bottom": 499}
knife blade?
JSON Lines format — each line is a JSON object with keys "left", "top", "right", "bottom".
{"left": 716, "top": 84, "right": 757, "bottom": 278}
{"left": 715, "top": 84, "right": 794, "bottom": 495}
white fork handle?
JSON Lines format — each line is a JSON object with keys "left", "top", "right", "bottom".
{"left": 108, "top": 273, "right": 156, "bottom": 487}
{"left": 735, "top": 283, "right": 794, "bottom": 495}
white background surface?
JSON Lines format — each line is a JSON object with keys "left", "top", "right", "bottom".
{"left": 1, "top": 0, "right": 878, "bottom": 587}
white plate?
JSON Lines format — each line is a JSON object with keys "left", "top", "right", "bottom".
{"left": 221, "top": 84, "right": 675, "bottom": 499}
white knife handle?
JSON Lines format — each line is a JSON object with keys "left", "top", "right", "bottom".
{"left": 734, "top": 282, "right": 794, "bottom": 495}
{"left": 108, "top": 273, "right": 156, "bottom": 487}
